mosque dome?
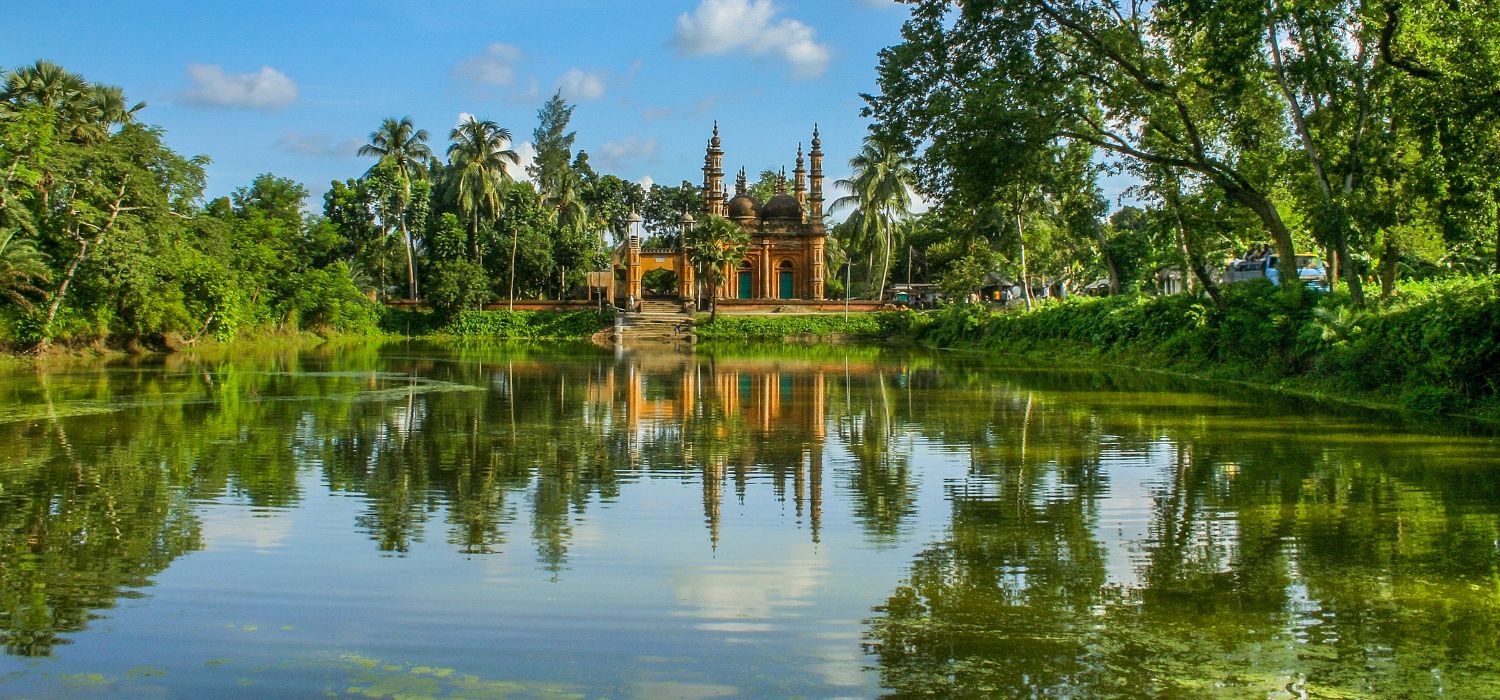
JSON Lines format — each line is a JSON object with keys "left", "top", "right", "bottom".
{"left": 760, "top": 193, "right": 802, "bottom": 221}
{"left": 727, "top": 194, "right": 760, "bottom": 219}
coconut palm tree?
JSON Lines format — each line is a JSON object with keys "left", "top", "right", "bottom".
{"left": 359, "top": 117, "right": 431, "bottom": 301}
{"left": 832, "top": 135, "right": 916, "bottom": 300}
{"left": 3, "top": 61, "right": 142, "bottom": 144}
{"left": 683, "top": 215, "right": 750, "bottom": 322}
{"left": 446, "top": 116, "right": 519, "bottom": 270}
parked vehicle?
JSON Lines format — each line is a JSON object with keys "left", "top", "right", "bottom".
{"left": 1223, "top": 252, "right": 1329, "bottom": 292}
{"left": 887, "top": 283, "right": 943, "bottom": 309}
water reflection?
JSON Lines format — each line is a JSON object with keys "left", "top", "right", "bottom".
{"left": 0, "top": 342, "right": 1497, "bottom": 698}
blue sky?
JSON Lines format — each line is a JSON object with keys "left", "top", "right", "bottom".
{"left": 3, "top": 0, "right": 915, "bottom": 208}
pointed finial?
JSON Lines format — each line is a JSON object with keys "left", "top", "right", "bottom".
{"left": 711, "top": 120, "right": 721, "bottom": 148}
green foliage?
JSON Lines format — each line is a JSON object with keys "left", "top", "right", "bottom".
{"left": 904, "top": 275, "right": 1500, "bottom": 416}
{"left": 694, "top": 313, "right": 894, "bottom": 340}
{"left": 439, "top": 310, "right": 604, "bottom": 339}
{"left": 424, "top": 259, "right": 490, "bottom": 319}
{"left": 285, "top": 263, "right": 381, "bottom": 334}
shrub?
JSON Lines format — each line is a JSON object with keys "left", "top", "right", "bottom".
{"left": 901, "top": 275, "right": 1500, "bottom": 415}
{"left": 694, "top": 313, "right": 890, "bottom": 340}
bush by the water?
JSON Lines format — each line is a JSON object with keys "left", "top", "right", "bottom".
{"left": 695, "top": 313, "right": 897, "bottom": 340}
{"left": 381, "top": 308, "right": 608, "bottom": 339}
{"left": 905, "top": 276, "right": 1500, "bottom": 416}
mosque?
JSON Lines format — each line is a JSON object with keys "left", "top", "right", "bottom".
{"left": 618, "top": 123, "right": 828, "bottom": 303}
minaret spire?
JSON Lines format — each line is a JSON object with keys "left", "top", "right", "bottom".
{"left": 793, "top": 142, "right": 807, "bottom": 219}
{"left": 703, "top": 122, "right": 726, "bottom": 216}
{"left": 808, "top": 125, "right": 824, "bottom": 223}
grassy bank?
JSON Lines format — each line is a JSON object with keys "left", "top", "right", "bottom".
{"left": 693, "top": 312, "right": 899, "bottom": 341}
{"left": 381, "top": 308, "right": 609, "bottom": 340}
{"left": 894, "top": 276, "right": 1500, "bottom": 420}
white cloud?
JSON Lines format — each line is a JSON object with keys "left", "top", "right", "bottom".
{"left": 597, "top": 137, "right": 659, "bottom": 170}
{"left": 455, "top": 43, "right": 522, "bottom": 86}
{"left": 182, "top": 64, "right": 297, "bottom": 110}
{"left": 642, "top": 106, "right": 673, "bottom": 121}
{"left": 557, "top": 69, "right": 607, "bottom": 101}
{"left": 672, "top": 0, "right": 832, "bottom": 79}
{"left": 689, "top": 96, "right": 718, "bottom": 117}
{"left": 455, "top": 111, "right": 475, "bottom": 127}
{"left": 272, "top": 131, "right": 362, "bottom": 158}
{"left": 638, "top": 174, "right": 656, "bottom": 190}
{"left": 507, "top": 141, "right": 537, "bottom": 182}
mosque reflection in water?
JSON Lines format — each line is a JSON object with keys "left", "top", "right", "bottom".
{"left": 580, "top": 352, "right": 840, "bottom": 546}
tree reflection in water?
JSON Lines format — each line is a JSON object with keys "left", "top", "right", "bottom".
{"left": 864, "top": 367, "right": 1500, "bottom": 697}
{"left": 0, "top": 341, "right": 1496, "bottom": 700}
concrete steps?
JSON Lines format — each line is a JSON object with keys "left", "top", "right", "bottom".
{"left": 617, "top": 300, "right": 695, "bottom": 344}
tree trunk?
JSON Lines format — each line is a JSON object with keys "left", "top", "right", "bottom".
{"left": 508, "top": 228, "right": 518, "bottom": 311}
{"left": 1380, "top": 235, "right": 1399, "bottom": 299}
{"left": 1221, "top": 185, "right": 1301, "bottom": 297}
{"left": 1017, "top": 210, "right": 1033, "bottom": 311}
{"left": 1093, "top": 222, "right": 1121, "bottom": 295}
{"left": 1174, "top": 214, "right": 1194, "bottom": 294}
{"left": 41, "top": 180, "right": 130, "bottom": 341}
{"left": 1167, "top": 182, "right": 1223, "bottom": 306}
{"left": 43, "top": 234, "right": 89, "bottom": 335}
{"left": 1333, "top": 232, "right": 1364, "bottom": 304}
{"left": 400, "top": 215, "right": 418, "bottom": 301}
{"left": 1327, "top": 244, "right": 1339, "bottom": 292}
{"left": 877, "top": 221, "right": 893, "bottom": 301}
{"left": 709, "top": 273, "right": 720, "bottom": 322}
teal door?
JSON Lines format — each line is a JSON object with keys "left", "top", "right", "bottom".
{"left": 779, "top": 271, "right": 794, "bottom": 299}
{"left": 738, "top": 271, "right": 753, "bottom": 299}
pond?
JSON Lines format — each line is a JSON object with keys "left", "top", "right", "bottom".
{"left": 1, "top": 340, "right": 1498, "bottom": 698}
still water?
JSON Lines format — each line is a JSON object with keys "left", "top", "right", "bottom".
{"left": 0, "top": 341, "right": 1497, "bottom": 698}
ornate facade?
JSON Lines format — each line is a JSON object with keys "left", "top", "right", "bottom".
{"left": 620, "top": 123, "right": 827, "bottom": 303}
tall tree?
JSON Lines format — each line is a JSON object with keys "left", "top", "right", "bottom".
{"left": 446, "top": 115, "right": 519, "bottom": 269}
{"left": 867, "top": 0, "right": 1307, "bottom": 293}
{"left": 529, "top": 91, "right": 577, "bottom": 199}
{"left": 358, "top": 116, "right": 430, "bottom": 301}
{"left": 832, "top": 135, "right": 917, "bottom": 299}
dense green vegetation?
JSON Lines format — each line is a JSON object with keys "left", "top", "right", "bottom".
{"left": 850, "top": 0, "right": 1500, "bottom": 307}
{"left": 694, "top": 312, "right": 895, "bottom": 340}
{"left": 898, "top": 276, "right": 1500, "bottom": 417}
{"left": 381, "top": 309, "right": 607, "bottom": 339}
{"left": 0, "top": 63, "right": 670, "bottom": 351}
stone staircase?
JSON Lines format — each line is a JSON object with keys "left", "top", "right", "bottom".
{"left": 616, "top": 299, "right": 695, "bottom": 344}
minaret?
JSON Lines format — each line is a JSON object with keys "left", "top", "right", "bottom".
{"left": 809, "top": 125, "right": 824, "bottom": 223}
{"left": 808, "top": 126, "right": 826, "bottom": 299}
{"left": 735, "top": 167, "right": 748, "bottom": 196}
{"left": 777, "top": 167, "right": 787, "bottom": 194}
{"left": 793, "top": 143, "right": 807, "bottom": 220}
{"left": 704, "top": 122, "right": 726, "bottom": 217}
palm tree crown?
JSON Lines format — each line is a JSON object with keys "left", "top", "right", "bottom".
{"left": 446, "top": 116, "right": 520, "bottom": 263}
{"left": 832, "top": 134, "right": 917, "bottom": 298}
{"left": 360, "top": 117, "right": 432, "bottom": 186}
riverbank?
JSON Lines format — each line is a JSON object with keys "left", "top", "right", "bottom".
{"left": 7, "top": 277, "right": 1496, "bottom": 423}
{"left": 894, "top": 276, "right": 1500, "bottom": 421}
